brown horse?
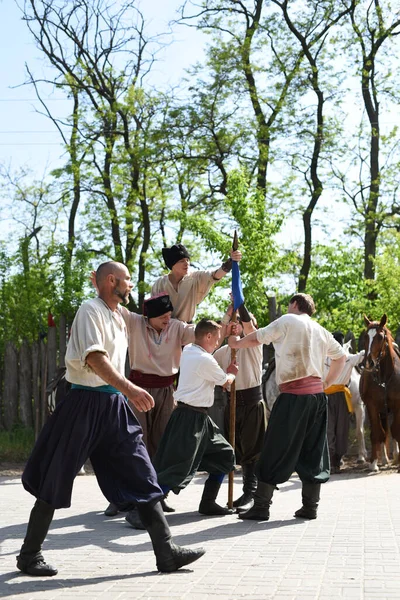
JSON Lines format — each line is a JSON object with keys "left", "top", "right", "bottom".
{"left": 360, "top": 315, "right": 400, "bottom": 471}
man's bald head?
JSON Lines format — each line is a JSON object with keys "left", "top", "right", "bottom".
{"left": 95, "top": 261, "right": 133, "bottom": 307}
{"left": 96, "top": 262, "right": 128, "bottom": 288}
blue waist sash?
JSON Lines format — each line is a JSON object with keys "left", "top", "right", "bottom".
{"left": 71, "top": 384, "right": 121, "bottom": 394}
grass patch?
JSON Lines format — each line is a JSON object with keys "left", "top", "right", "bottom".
{"left": 0, "top": 425, "right": 35, "bottom": 463}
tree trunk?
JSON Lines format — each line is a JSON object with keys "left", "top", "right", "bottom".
{"left": 3, "top": 342, "right": 18, "bottom": 431}
{"left": 19, "top": 340, "right": 33, "bottom": 428}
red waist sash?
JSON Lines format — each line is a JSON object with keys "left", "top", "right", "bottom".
{"left": 279, "top": 376, "right": 323, "bottom": 396}
{"left": 129, "top": 370, "right": 175, "bottom": 389}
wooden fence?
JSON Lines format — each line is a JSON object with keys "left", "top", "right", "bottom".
{"left": 2, "top": 302, "right": 400, "bottom": 436}
{"left": 1, "top": 315, "right": 68, "bottom": 436}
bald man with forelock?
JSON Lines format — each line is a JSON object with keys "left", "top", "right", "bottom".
{"left": 16, "top": 261, "right": 205, "bottom": 577}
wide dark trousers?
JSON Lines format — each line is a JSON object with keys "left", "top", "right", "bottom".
{"left": 327, "top": 391, "right": 350, "bottom": 466}
{"left": 224, "top": 385, "right": 267, "bottom": 465}
{"left": 131, "top": 385, "right": 175, "bottom": 459}
{"left": 153, "top": 404, "right": 235, "bottom": 493}
{"left": 22, "top": 389, "right": 163, "bottom": 509}
{"left": 257, "top": 392, "right": 330, "bottom": 485}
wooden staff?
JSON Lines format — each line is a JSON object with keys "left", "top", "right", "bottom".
{"left": 228, "top": 230, "right": 239, "bottom": 509}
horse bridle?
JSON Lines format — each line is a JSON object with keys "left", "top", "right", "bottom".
{"left": 365, "top": 327, "right": 388, "bottom": 388}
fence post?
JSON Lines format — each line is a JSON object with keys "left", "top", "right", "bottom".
{"left": 19, "top": 339, "right": 33, "bottom": 428}
{"left": 59, "top": 314, "right": 67, "bottom": 368}
{"left": 40, "top": 339, "right": 48, "bottom": 430}
{"left": 3, "top": 341, "right": 18, "bottom": 431}
{"left": 32, "top": 340, "right": 40, "bottom": 439}
{"left": 47, "top": 322, "right": 57, "bottom": 385}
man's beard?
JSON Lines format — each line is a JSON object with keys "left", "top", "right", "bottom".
{"left": 115, "top": 288, "right": 129, "bottom": 304}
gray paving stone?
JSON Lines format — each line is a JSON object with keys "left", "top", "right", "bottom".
{"left": 2, "top": 471, "right": 400, "bottom": 599}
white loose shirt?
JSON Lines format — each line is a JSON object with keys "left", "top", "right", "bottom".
{"left": 120, "top": 307, "right": 195, "bottom": 376}
{"left": 151, "top": 270, "right": 215, "bottom": 322}
{"left": 174, "top": 343, "right": 228, "bottom": 407}
{"left": 213, "top": 344, "right": 263, "bottom": 391}
{"left": 65, "top": 297, "right": 128, "bottom": 386}
{"left": 256, "top": 313, "right": 345, "bottom": 386}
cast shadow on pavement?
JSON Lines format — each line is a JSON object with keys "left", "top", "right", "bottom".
{"left": 1, "top": 508, "right": 303, "bottom": 564}
{"left": 0, "top": 569, "right": 178, "bottom": 599}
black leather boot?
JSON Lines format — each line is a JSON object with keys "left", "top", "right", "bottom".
{"left": 16, "top": 499, "right": 58, "bottom": 576}
{"left": 104, "top": 502, "right": 119, "bottom": 517}
{"left": 160, "top": 493, "right": 175, "bottom": 513}
{"left": 198, "top": 479, "right": 234, "bottom": 516}
{"left": 137, "top": 500, "right": 206, "bottom": 572}
{"left": 125, "top": 507, "right": 146, "bottom": 529}
{"left": 294, "top": 482, "right": 320, "bottom": 520}
{"left": 238, "top": 482, "right": 275, "bottom": 521}
{"left": 233, "top": 463, "right": 257, "bottom": 512}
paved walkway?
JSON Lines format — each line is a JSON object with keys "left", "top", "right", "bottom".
{"left": 1, "top": 469, "right": 400, "bottom": 600}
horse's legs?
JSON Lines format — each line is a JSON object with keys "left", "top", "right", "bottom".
{"left": 353, "top": 402, "right": 367, "bottom": 463}
{"left": 390, "top": 409, "right": 400, "bottom": 465}
{"left": 380, "top": 413, "right": 390, "bottom": 465}
{"left": 367, "top": 406, "right": 386, "bottom": 472}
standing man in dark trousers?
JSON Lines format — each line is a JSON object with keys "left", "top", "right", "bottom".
{"left": 325, "top": 331, "right": 365, "bottom": 473}
{"left": 214, "top": 303, "right": 266, "bottom": 512}
{"left": 16, "top": 261, "right": 205, "bottom": 576}
{"left": 228, "top": 293, "right": 346, "bottom": 521}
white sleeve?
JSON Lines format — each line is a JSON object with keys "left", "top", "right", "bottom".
{"left": 196, "top": 354, "right": 228, "bottom": 386}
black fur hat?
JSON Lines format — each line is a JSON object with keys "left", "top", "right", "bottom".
{"left": 143, "top": 293, "right": 173, "bottom": 318}
{"left": 162, "top": 244, "right": 190, "bottom": 269}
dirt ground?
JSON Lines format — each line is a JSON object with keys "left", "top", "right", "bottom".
{"left": 1, "top": 457, "right": 399, "bottom": 478}
{"left": 2, "top": 423, "right": 399, "bottom": 477}
{"left": 0, "top": 461, "right": 96, "bottom": 478}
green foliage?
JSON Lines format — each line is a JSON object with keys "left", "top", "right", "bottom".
{"left": 306, "top": 243, "right": 369, "bottom": 335}
{"left": 0, "top": 239, "right": 94, "bottom": 353}
{"left": 372, "top": 231, "right": 400, "bottom": 332}
{"left": 0, "top": 425, "right": 35, "bottom": 462}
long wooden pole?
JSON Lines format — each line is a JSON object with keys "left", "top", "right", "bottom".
{"left": 228, "top": 230, "right": 239, "bottom": 509}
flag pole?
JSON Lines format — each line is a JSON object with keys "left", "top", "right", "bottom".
{"left": 228, "top": 230, "right": 239, "bottom": 510}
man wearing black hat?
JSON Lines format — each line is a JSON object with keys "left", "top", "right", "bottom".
{"left": 151, "top": 243, "right": 242, "bottom": 323}
{"left": 122, "top": 293, "right": 195, "bottom": 459}
{"left": 101, "top": 292, "right": 195, "bottom": 518}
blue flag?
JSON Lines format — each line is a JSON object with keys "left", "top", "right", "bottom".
{"left": 232, "top": 260, "right": 244, "bottom": 311}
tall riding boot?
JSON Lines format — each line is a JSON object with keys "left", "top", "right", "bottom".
{"left": 125, "top": 506, "right": 146, "bottom": 529}
{"left": 137, "top": 500, "right": 205, "bottom": 572}
{"left": 233, "top": 463, "right": 258, "bottom": 512}
{"left": 294, "top": 482, "right": 321, "bottom": 520}
{"left": 160, "top": 492, "right": 175, "bottom": 513}
{"left": 16, "top": 499, "right": 58, "bottom": 576}
{"left": 104, "top": 502, "right": 119, "bottom": 517}
{"left": 238, "top": 481, "right": 275, "bottom": 521}
{"left": 198, "top": 479, "right": 234, "bottom": 516}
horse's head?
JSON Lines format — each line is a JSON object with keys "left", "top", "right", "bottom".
{"left": 363, "top": 314, "right": 388, "bottom": 370}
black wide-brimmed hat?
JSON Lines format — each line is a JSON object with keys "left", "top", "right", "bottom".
{"left": 161, "top": 244, "right": 190, "bottom": 269}
{"left": 143, "top": 293, "right": 173, "bottom": 318}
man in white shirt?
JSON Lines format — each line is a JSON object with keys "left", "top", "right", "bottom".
{"left": 228, "top": 293, "right": 346, "bottom": 522}
{"left": 324, "top": 331, "right": 365, "bottom": 473}
{"left": 153, "top": 319, "right": 238, "bottom": 516}
{"left": 17, "top": 261, "right": 205, "bottom": 576}
{"left": 151, "top": 243, "right": 242, "bottom": 323}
